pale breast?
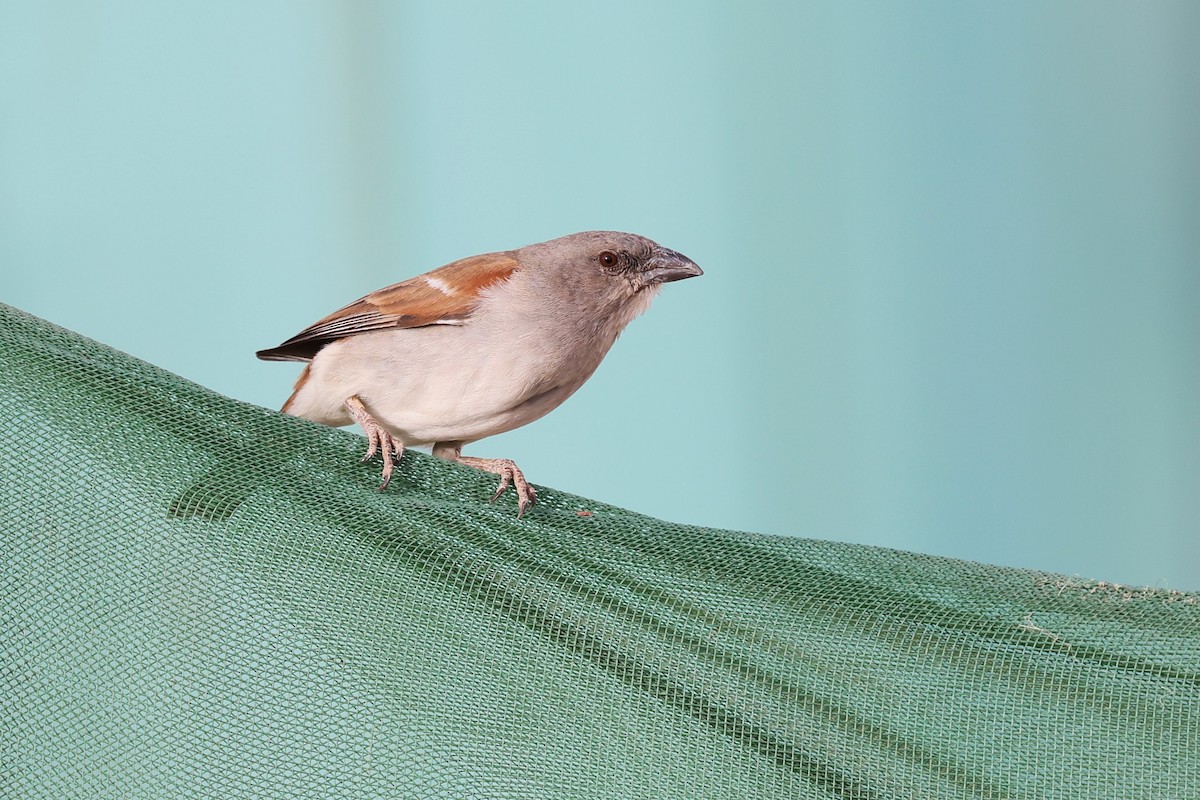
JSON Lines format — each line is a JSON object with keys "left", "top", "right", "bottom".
{"left": 286, "top": 268, "right": 650, "bottom": 446}
{"left": 300, "top": 320, "right": 607, "bottom": 445}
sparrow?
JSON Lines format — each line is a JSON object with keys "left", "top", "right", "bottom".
{"left": 257, "top": 231, "right": 702, "bottom": 516}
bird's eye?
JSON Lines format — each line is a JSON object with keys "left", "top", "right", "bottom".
{"left": 598, "top": 251, "right": 619, "bottom": 269}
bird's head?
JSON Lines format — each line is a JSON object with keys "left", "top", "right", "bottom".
{"left": 520, "top": 231, "right": 702, "bottom": 328}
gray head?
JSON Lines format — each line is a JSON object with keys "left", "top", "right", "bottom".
{"left": 517, "top": 231, "right": 701, "bottom": 316}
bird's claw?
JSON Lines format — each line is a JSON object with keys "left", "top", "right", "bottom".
{"left": 345, "top": 395, "right": 405, "bottom": 490}
{"left": 363, "top": 428, "right": 404, "bottom": 491}
{"left": 507, "top": 477, "right": 538, "bottom": 518}
{"left": 490, "top": 468, "right": 537, "bottom": 517}
{"left": 458, "top": 456, "right": 537, "bottom": 517}
{"left": 489, "top": 471, "right": 511, "bottom": 503}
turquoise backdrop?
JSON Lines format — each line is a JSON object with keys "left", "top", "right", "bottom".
{"left": 3, "top": 2, "right": 1197, "bottom": 589}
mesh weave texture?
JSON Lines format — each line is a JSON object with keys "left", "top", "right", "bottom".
{"left": 2, "top": 301, "right": 1198, "bottom": 799}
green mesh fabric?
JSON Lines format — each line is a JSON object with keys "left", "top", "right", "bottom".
{"left": 2, "top": 301, "right": 1198, "bottom": 800}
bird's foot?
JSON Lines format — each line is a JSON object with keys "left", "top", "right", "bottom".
{"left": 459, "top": 456, "right": 537, "bottom": 517}
{"left": 431, "top": 446, "right": 535, "bottom": 517}
{"left": 431, "top": 443, "right": 537, "bottom": 516}
{"left": 345, "top": 395, "right": 405, "bottom": 490}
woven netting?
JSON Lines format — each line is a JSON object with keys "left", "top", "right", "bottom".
{"left": 2, "top": 301, "right": 1198, "bottom": 799}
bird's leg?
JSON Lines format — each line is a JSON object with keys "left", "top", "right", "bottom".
{"left": 432, "top": 442, "right": 538, "bottom": 517}
{"left": 345, "top": 395, "right": 405, "bottom": 490}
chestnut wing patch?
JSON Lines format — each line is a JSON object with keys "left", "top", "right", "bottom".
{"left": 256, "top": 251, "right": 519, "bottom": 362}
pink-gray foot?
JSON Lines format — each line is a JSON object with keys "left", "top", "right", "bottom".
{"left": 433, "top": 442, "right": 537, "bottom": 517}
{"left": 345, "top": 395, "right": 405, "bottom": 490}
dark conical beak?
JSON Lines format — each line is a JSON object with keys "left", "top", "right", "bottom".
{"left": 641, "top": 247, "right": 703, "bottom": 285}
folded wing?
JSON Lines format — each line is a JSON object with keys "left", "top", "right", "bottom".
{"left": 256, "top": 251, "right": 520, "bottom": 362}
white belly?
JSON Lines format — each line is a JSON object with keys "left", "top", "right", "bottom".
{"left": 284, "top": 321, "right": 611, "bottom": 446}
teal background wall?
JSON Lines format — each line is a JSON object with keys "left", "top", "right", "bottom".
{"left": 3, "top": 2, "right": 1197, "bottom": 589}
